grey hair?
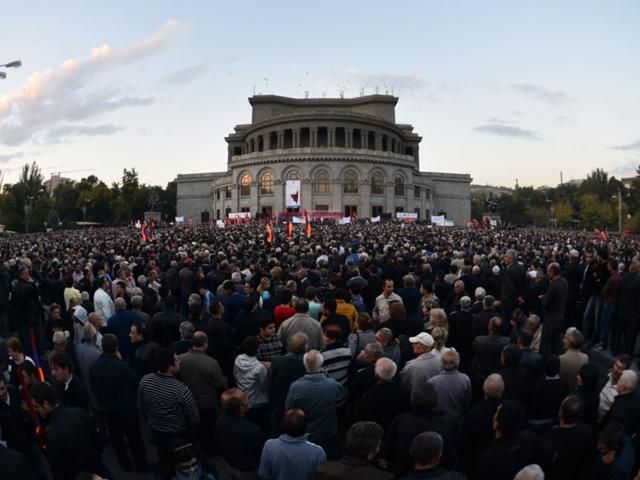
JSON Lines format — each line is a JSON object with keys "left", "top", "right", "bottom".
{"left": 131, "top": 295, "right": 143, "bottom": 308}
{"left": 441, "top": 350, "right": 460, "bottom": 371}
{"left": 514, "top": 464, "right": 545, "bottom": 480}
{"left": 619, "top": 370, "right": 638, "bottom": 393}
{"left": 82, "top": 323, "right": 97, "bottom": 342}
{"left": 179, "top": 321, "right": 195, "bottom": 339}
{"left": 303, "top": 350, "right": 324, "bottom": 373}
{"left": 565, "top": 327, "right": 584, "bottom": 349}
{"left": 459, "top": 296, "right": 472, "bottom": 310}
{"left": 483, "top": 373, "right": 505, "bottom": 399}
{"left": 374, "top": 357, "right": 397, "bottom": 381}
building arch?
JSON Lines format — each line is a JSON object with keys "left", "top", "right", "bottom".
{"left": 343, "top": 169, "right": 359, "bottom": 194}
{"left": 370, "top": 170, "right": 386, "bottom": 195}
{"left": 312, "top": 169, "right": 331, "bottom": 194}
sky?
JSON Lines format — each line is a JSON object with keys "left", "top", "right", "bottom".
{"left": 1, "top": 0, "right": 639, "bottom": 189}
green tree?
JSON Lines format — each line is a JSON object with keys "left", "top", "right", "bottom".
{"left": 554, "top": 201, "right": 573, "bottom": 227}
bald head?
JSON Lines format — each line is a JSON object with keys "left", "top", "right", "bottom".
{"left": 288, "top": 332, "right": 309, "bottom": 354}
{"left": 192, "top": 331, "right": 208, "bottom": 350}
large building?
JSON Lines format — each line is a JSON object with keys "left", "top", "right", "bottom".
{"left": 175, "top": 94, "right": 471, "bottom": 224}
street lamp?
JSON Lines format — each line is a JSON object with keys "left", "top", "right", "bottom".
{"left": 81, "top": 199, "right": 89, "bottom": 222}
{"left": 24, "top": 195, "right": 33, "bottom": 233}
{"left": 0, "top": 60, "right": 22, "bottom": 79}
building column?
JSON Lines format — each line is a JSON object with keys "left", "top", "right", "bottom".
{"left": 250, "top": 182, "right": 259, "bottom": 214}
{"left": 362, "top": 130, "right": 369, "bottom": 149}
{"left": 301, "top": 179, "right": 313, "bottom": 212}
{"left": 328, "top": 128, "right": 335, "bottom": 147}
{"left": 360, "top": 180, "right": 371, "bottom": 218}
{"left": 310, "top": 128, "right": 318, "bottom": 148}
{"left": 374, "top": 132, "right": 383, "bottom": 151}
{"left": 277, "top": 131, "right": 283, "bottom": 149}
{"left": 293, "top": 128, "right": 300, "bottom": 148}
{"left": 345, "top": 129, "right": 353, "bottom": 149}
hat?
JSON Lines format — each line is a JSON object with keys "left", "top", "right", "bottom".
{"left": 409, "top": 332, "right": 435, "bottom": 347}
{"left": 72, "top": 306, "right": 88, "bottom": 324}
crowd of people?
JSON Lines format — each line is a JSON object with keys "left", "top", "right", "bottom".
{"left": 1, "top": 221, "right": 640, "bottom": 479}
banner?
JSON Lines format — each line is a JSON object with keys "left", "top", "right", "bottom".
{"left": 285, "top": 180, "right": 301, "bottom": 208}
{"left": 228, "top": 212, "right": 252, "bottom": 220}
{"left": 431, "top": 215, "right": 445, "bottom": 225}
{"left": 371, "top": 216, "right": 381, "bottom": 223}
{"left": 340, "top": 217, "right": 351, "bottom": 224}
{"left": 216, "top": 220, "right": 225, "bottom": 228}
{"left": 174, "top": 216, "right": 184, "bottom": 223}
{"left": 291, "top": 216, "right": 305, "bottom": 224}
{"left": 396, "top": 212, "right": 418, "bottom": 223}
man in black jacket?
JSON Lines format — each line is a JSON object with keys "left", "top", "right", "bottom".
{"left": 31, "top": 382, "right": 108, "bottom": 480}
{"left": 49, "top": 351, "right": 90, "bottom": 411}
{"left": 268, "top": 332, "right": 307, "bottom": 433}
{"left": 540, "top": 262, "right": 568, "bottom": 358}
{"left": 542, "top": 396, "right": 593, "bottom": 480}
{"left": 612, "top": 261, "right": 640, "bottom": 356}
{"left": 600, "top": 369, "right": 640, "bottom": 436}
{"left": 89, "top": 334, "right": 149, "bottom": 473}
{"left": 0, "top": 427, "right": 34, "bottom": 480}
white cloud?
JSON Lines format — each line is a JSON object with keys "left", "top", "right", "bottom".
{"left": 0, "top": 151, "right": 24, "bottom": 163}
{"left": 474, "top": 123, "right": 541, "bottom": 140}
{"left": 160, "top": 64, "right": 209, "bottom": 86}
{"left": 0, "top": 20, "right": 182, "bottom": 146}
{"left": 512, "top": 82, "right": 571, "bottom": 105}
{"left": 612, "top": 140, "right": 640, "bottom": 152}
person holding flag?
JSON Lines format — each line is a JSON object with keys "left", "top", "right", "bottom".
{"left": 287, "top": 215, "right": 293, "bottom": 239}
{"left": 266, "top": 218, "right": 274, "bottom": 243}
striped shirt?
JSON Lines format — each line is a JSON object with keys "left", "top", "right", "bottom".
{"left": 138, "top": 373, "right": 200, "bottom": 434}
{"left": 321, "top": 344, "right": 352, "bottom": 406}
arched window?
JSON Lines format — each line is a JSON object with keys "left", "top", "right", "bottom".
{"left": 394, "top": 176, "right": 405, "bottom": 196}
{"left": 313, "top": 171, "right": 330, "bottom": 193}
{"left": 371, "top": 172, "right": 384, "bottom": 195}
{"left": 260, "top": 172, "right": 273, "bottom": 194}
{"left": 344, "top": 171, "right": 358, "bottom": 194}
{"left": 240, "top": 174, "right": 251, "bottom": 197}
{"left": 286, "top": 170, "right": 302, "bottom": 181}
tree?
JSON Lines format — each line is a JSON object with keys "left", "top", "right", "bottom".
{"left": 554, "top": 201, "right": 573, "bottom": 228}
{"left": 580, "top": 193, "right": 615, "bottom": 229}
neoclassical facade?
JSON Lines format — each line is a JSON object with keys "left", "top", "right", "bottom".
{"left": 176, "top": 95, "right": 471, "bottom": 224}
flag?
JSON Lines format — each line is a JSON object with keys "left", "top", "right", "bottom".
{"left": 601, "top": 228, "right": 609, "bottom": 242}
{"left": 141, "top": 222, "right": 149, "bottom": 242}
{"left": 266, "top": 221, "right": 274, "bottom": 243}
{"left": 287, "top": 217, "right": 293, "bottom": 239}
{"left": 305, "top": 211, "right": 312, "bottom": 239}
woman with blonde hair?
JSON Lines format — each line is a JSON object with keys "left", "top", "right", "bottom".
{"left": 431, "top": 326, "right": 454, "bottom": 359}
{"left": 426, "top": 307, "right": 448, "bottom": 333}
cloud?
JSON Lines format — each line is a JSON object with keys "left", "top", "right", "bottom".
{"left": 0, "top": 20, "right": 181, "bottom": 146}
{"left": 487, "top": 117, "right": 515, "bottom": 124}
{"left": 474, "top": 123, "right": 541, "bottom": 140}
{"left": 0, "top": 151, "right": 24, "bottom": 163}
{"left": 512, "top": 82, "right": 571, "bottom": 105}
{"left": 45, "top": 124, "right": 124, "bottom": 143}
{"left": 612, "top": 140, "right": 640, "bottom": 152}
{"left": 326, "top": 68, "right": 426, "bottom": 95}
{"left": 610, "top": 159, "right": 640, "bottom": 177}
{"left": 160, "top": 64, "right": 209, "bottom": 86}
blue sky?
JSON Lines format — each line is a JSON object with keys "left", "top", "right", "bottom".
{"left": 1, "top": 0, "right": 639, "bottom": 188}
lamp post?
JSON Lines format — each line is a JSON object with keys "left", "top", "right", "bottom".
{"left": 24, "top": 195, "right": 33, "bottom": 233}
{"left": 618, "top": 188, "right": 622, "bottom": 234}
{"left": 81, "top": 199, "right": 89, "bottom": 222}
{"left": 0, "top": 60, "right": 22, "bottom": 79}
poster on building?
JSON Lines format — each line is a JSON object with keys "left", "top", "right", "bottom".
{"left": 285, "top": 180, "right": 301, "bottom": 208}
{"left": 396, "top": 212, "right": 418, "bottom": 223}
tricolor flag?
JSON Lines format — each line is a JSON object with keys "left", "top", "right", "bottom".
{"left": 287, "top": 217, "right": 293, "bottom": 239}
{"left": 141, "top": 222, "right": 149, "bottom": 242}
{"left": 305, "top": 211, "right": 312, "bottom": 239}
{"left": 266, "top": 220, "right": 274, "bottom": 243}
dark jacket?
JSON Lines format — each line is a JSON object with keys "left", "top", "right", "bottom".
{"left": 151, "top": 309, "right": 183, "bottom": 346}
{"left": 457, "top": 398, "right": 502, "bottom": 474}
{"left": 384, "top": 411, "right": 452, "bottom": 476}
{"left": 315, "top": 457, "right": 394, "bottom": 480}
{"left": 472, "top": 334, "right": 509, "bottom": 377}
{"left": 216, "top": 413, "right": 265, "bottom": 471}
{"left": 60, "top": 374, "right": 90, "bottom": 411}
{"left": 357, "top": 380, "right": 410, "bottom": 433}
{"left": 542, "top": 422, "right": 593, "bottom": 480}
{"left": 528, "top": 376, "right": 569, "bottom": 420}
{"left": 398, "top": 466, "right": 467, "bottom": 480}
{"left": 0, "top": 445, "right": 35, "bottom": 480}
{"left": 600, "top": 391, "right": 640, "bottom": 436}
{"left": 43, "top": 406, "right": 104, "bottom": 480}
{"left": 474, "top": 429, "right": 551, "bottom": 480}
{"left": 106, "top": 309, "right": 139, "bottom": 359}
{"left": 89, "top": 354, "right": 139, "bottom": 414}
{"left": 269, "top": 353, "right": 306, "bottom": 425}
{"left": 541, "top": 277, "right": 568, "bottom": 320}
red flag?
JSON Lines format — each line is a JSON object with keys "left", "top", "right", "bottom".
{"left": 287, "top": 217, "right": 293, "bottom": 239}
{"left": 141, "top": 222, "right": 149, "bottom": 242}
{"left": 305, "top": 211, "right": 312, "bottom": 239}
{"left": 601, "top": 228, "right": 609, "bottom": 242}
{"left": 266, "top": 221, "right": 273, "bottom": 243}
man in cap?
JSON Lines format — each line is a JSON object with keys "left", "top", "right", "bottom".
{"left": 400, "top": 332, "right": 442, "bottom": 394}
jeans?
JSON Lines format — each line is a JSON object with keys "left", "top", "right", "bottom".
{"left": 583, "top": 295, "right": 601, "bottom": 342}
{"left": 596, "top": 303, "right": 617, "bottom": 349}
